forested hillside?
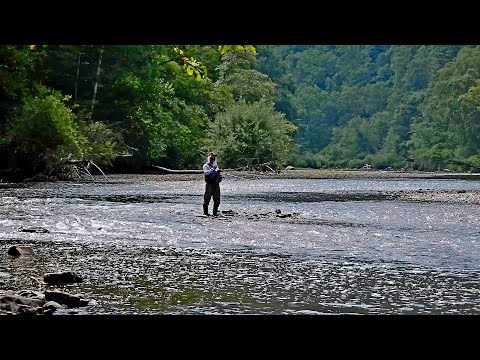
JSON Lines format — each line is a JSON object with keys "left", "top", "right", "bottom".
{"left": 1, "top": 45, "right": 479, "bottom": 181}
{"left": 256, "top": 45, "right": 480, "bottom": 172}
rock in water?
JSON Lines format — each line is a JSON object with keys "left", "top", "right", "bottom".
{"left": 43, "top": 271, "right": 83, "bottom": 284}
{"left": 43, "top": 301, "right": 64, "bottom": 313}
{"left": 45, "top": 291, "right": 89, "bottom": 308}
{"left": 7, "top": 245, "right": 34, "bottom": 257}
{"left": 19, "top": 227, "right": 49, "bottom": 233}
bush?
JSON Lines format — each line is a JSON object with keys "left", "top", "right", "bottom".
{"left": 7, "top": 85, "right": 121, "bottom": 175}
{"left": 204, "top": 100, "right": 296, "bottom": 168}
{"left": 7, "top": 85, "right": 87, "bottom": 173}
{"left": 80, "top": 119, "right": 123, "bottom": 168}
{"left": 410, "top": 145, "right": 455, "bottom": 171}
{"left": 348, "top": 159, "right": 367, "bottom": 169}
{"left": 365, "top": 152, "right": 405, "bottom": 169}
{"left": 467, "top": 155, "right": 480, "bottom": 172}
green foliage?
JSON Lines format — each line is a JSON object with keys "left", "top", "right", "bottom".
{"left": 365, "top": 153, "right": 405, "bottom": 169}
{"left": 110, "top": 55, "right": 212, "bottom": 168}
{"left": 6, "top": 85, "right": 121, "bottom": 174}
{"left": 0, "top": 44, "right": 266, "bottom": 176}
{"left": 256, "top": 45, "right": 477, "bottom": 171}
{"left": 204, "top": 101, "right": 296, "bottom": 168}
{"left": 174, "top": 47, "right": 207, "bottom": 81}
{"left": 219, "top": 45, "right": 256, "bottom": 55}
{"left": 410, "top": 145, "right": 455, "bottom": 171}
{"left": 216, "top": 51, "right": 276, "bottom": 103}
{"left": 7, "top": 85, "right": 88, "bottom": 172}
{"left": 409, "top": 46, "right": 480, "bottom": 169}
{"left": 286, "top": 150, "right": 329, "bottom": 168}
{"left": 81, "top": 120, "right": 123, "bottom": 167}
{"left": 466, "top": 155, "right": 480, "bottom": 170}
{"left": 0, "top": 135, "right": 9, "bottom": 151}
{"left": 322, "top": 113, "right": 390, "bottom": 162}
{"left": 4, "top": 43, "right": 480, "bottom": 177}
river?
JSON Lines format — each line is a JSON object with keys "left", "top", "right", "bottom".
{"left": 1, "top": 176, "right": 479, "bottom": 314}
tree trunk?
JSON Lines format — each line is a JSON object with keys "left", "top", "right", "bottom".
{"left": 74, "top": 53, "right": 81, "bottom": 101}
{"left": 89, "top": 46, "right": 104, "bottom": 119}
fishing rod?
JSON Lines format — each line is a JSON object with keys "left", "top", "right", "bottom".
{"left": 221, "top": 171, "right": 259, "bottom": 180}
{"left": 151, "top": 165, "right": 273, "bottom": 180}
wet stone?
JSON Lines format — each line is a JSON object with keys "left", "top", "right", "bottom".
{"left": 44, "top": 271, "right": 83, "bottom": 284}
{"left": 17, "top": 304, "right": 40, "bottom": 315}
{"left": 43, "top": 309, "right": 54, "bottom": 316}
{"left": 7, "top": 245, "right": 34, "bottom": 257}
{"left": 45, "top": 290, "right": 89, "bottom": 308}
{"left": 44, "top": 301, "right": 64, "bottom": 312}
{"left": 18, "top": 227, "right": 49, "bottom": 233}
{"left": 18, "top": 290, "right": 45, "bottom": 300}
{"left": 221, "top": 210, "right": 235, "bottom": 216}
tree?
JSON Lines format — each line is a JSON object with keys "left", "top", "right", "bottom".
{"left": 215, "top": 51, "right": 277, "bottom": 103}
{"left": 409, "top": 46, "right": 480, "bottom": 170}
{"left": 204, "top": 101, "right": 296, "bottom": 168}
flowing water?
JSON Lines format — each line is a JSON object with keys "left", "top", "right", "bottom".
{"left": 0, "top": 176, "right": 479, "bottom": 314}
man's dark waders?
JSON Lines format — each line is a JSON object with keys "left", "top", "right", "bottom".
{"left": 203, "top": 182, "right": 220, "bottom": 216}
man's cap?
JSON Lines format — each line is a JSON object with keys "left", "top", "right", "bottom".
{"left": 208, "top": 152, "right": 217, "bottom": 157}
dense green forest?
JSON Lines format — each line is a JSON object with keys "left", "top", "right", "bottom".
{"left": 257, "top": 45, "right": 480, "bottom": 172}
{"left": 1, "top": 45, "right": 479, "bottom": 180}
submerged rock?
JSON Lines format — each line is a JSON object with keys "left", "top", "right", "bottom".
{"left": 45, "top": 290, "right": 89, "bottom": 308}
{"left": 44, "top": 271, "right": 83, "bottom": 284}
{"left": 7, "top": 245, "right": 34, "bottom": 257}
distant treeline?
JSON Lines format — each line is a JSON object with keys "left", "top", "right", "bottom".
{"left": 256, "top": 45, "right": 480, "bottom": 172}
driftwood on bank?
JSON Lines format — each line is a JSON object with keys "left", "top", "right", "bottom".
{"left": 66, "top": 158, "right": 108, "bottom": 181}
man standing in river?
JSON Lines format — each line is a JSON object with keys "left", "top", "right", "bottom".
{"left": 203, "top": 152, "right": 222, "bottom": 216}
